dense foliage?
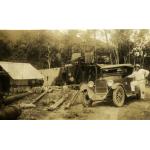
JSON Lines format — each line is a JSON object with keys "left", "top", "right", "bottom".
{"left": 0, "top": 30, "right": 150, "bottom": 69}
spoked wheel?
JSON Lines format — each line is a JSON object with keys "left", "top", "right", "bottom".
{"left": 113, "top": 86, "right": 125, "bottom": 107}
{"left": 136, "top": 91, "right": 141, "bottom": 100}
{"left": 134, "top": 87, "right": 141, "bottom": 100}
{"left": 82, "top": 90, "right": 93, "bottom": 107}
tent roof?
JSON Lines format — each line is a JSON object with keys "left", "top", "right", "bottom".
{"left": 0, "top": 61, "right": 44, "bottom": 80}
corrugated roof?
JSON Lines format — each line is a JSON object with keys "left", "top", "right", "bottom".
{"left": 0, "top": 61, "right": 44, "bottom": 80}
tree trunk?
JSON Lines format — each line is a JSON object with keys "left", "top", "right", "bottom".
{"left": 104, "top": 30, "right": 113, "bottom": 64}
{"left": 109, "top": 53, "right": 113, "bottom": 64}
{"left": 47, "top": 58, "right": 51, "bottom": 69}
{"left": 47, "top": 46, "right": 51, "bottom": 69}
{"left": 115, "top": 48, "right": 119, "bottom": 64}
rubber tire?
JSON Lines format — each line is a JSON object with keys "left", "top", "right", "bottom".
{"left": 113, "top": 86, "right": 125, "bottom": 107}
{"left": 136, "top": 91, "right": 141, "bottom": 100}
{"left": 82, "top": 93, "right": 93, "bottom": 107}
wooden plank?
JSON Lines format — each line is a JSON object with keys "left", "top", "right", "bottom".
{"left": 48, "top": 94, "right": 68, "bottom": 111}
{"left": 19, "top": 103, "right": 36, "bottom": 109}
{"left": 64, "top": 90, "right": 79, "bottom": 109}
{"left": 32, "top": 89, "right": 52, "bottom": 104}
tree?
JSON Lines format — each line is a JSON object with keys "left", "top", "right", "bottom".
{"left": 130, "top": 30, "right": 150, "bottom": 66}
{"left": 110, "top": 30, "right": 134, "bottom": 64}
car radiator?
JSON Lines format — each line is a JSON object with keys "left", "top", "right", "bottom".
{"left": 95, "top": 79, "right": 108, "bottom": 93}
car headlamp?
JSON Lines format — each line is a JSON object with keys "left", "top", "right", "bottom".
{"left": 107, "top": 80, "right": 114, "bottom": 87}
{"left": 88, "top": 81, "right": 94, "bottom": 88}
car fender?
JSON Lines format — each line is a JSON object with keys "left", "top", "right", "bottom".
{"left": 111, "top": 83, "right": 124, "bottom": 90}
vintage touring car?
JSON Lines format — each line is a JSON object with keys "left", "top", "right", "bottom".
{"left": 80, "top": 64, "right": 140, "bottom": 107}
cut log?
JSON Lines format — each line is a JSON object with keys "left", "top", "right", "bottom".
{"left": 48, "top": 94, "right": 68, "bottom": 111}
{"left": 32, "top": 89, "right": 52, "bottom": 104}
{"left": 5, "top": 92, "right": 32, "bottom": 104}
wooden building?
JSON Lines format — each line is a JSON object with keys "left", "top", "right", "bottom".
{"left": 0, "top": 62, "right": 44, "bottom": 94}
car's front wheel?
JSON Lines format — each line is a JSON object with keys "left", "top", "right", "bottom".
{"left": 112, "top": 86, "right": 125, "bottom": 107}
{"left": 136, "top": 90, "right": 141, "bottom": 100}
{"left": 82, "top": 90, "right": 93, "bottom": 107}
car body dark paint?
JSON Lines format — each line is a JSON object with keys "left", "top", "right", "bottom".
{"left": 80, "top": 64, "right": 135, "bottom": 101}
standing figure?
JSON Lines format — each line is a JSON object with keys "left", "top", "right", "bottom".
{"left": 128, "top": 64, "right": 149, "bottom": 99}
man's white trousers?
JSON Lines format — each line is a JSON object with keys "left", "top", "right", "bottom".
{"left": 130, "top": 80, "right": 146, "bottom": 99}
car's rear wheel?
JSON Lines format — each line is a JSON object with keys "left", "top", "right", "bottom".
{"left": 113, "top": 86, "right": 125, "bottom": 107}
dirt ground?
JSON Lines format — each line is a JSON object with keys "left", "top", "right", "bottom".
{"left": 16, "top": 87, "right": 150, "bottom": 120}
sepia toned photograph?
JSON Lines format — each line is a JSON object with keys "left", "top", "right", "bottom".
{"left": 0, "top": 29, "right": 150, "bottom": 120}
{"left": 2, "top": 1, "right": 150, "bottom": 150}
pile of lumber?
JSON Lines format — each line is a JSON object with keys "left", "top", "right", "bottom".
{"left": 48, "top": 90, "right": 80, "bottom": 111}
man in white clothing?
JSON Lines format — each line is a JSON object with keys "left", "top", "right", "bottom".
{"left": 128, "top": 64, "right": 149, "bottom": 99}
